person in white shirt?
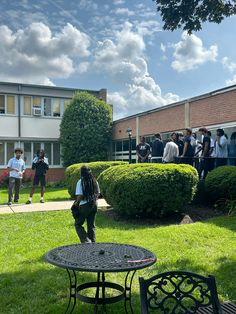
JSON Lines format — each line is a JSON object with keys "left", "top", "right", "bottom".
{"left": 215, "top": 128, "right": 228, "bottom": 167}
{"left": 72, "top": 165, "right": 100, "bottom": 243}
{"left": 163, "top": 137, "right": 179, "bottom": 163}
{"left": 7, "top": 148, "right": 25, "bottom": 205}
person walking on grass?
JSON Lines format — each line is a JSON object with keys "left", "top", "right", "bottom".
{"left": 7, "top": 148, "right": 25, "bottom": 205}
{"left": 26, "top": 149, "right": 49, "bottom": 204}
{"left": 72, "top": 165, "right": 100, "bottom": 243}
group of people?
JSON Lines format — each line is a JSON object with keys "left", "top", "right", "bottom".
{"left": 7, "top": 147, "right": 99, "bottom": 244}
{"left": 7, "top": 148, "right": 49, "bottom": 205}
{"left": 136, "top": 128, "right": 236, "bottom": 179}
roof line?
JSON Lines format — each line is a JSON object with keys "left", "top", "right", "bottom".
{"left": 114, "top": 83, "right": 236, "bottom": 123}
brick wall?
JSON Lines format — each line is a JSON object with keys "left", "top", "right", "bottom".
{"left": 112, "top": 117, "right": 137, "bottom": 140}
{"left": 190, "top": 90, "right": 236, "bottom": 128}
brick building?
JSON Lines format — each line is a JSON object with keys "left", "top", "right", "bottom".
{"left": 112, "top": 85, "right": 236, "bottom": 161}
{"left": 0, "top": 82, "right": 107, "bottom": 181}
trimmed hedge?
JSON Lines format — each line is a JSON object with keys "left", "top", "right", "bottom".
{"left": 98, "top": 163, "right": 198, "bottom": 217}
{"left": 205, "top": 166, "right": 236, "bottom": 203}
{"left": 65, "top": 161, "right": 128, "bottom": 198}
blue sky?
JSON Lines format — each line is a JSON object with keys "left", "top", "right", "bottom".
{"left": 0, "top": 0, "right": 236, "bottom": 120}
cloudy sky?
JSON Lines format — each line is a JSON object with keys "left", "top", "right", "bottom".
{"left": 1, "top": 0, "right": 236, "bottom": 119}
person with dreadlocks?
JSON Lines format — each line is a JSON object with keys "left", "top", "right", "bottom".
{"left": 72, "top": 165, "right": 100, "bottom": 243}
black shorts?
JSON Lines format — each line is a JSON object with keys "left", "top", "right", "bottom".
{"left": 33, "top": 175, "right": 46, "bottom": 187}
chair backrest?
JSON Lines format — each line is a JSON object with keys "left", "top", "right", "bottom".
{"left": 139, "top": 270, "right": 222, "bottom": 314}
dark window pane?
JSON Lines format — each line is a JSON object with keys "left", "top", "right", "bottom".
{"left": 24, "top": 142, "right": 31, "bottom": 166}
{"left": 44, "top": 143, "right": 52, "bottom": 165}
{"left": 116, "top": 141, "right": 122, "bottom": 152}
{"left": 53, "top": 143, "right": 60, "bottom": 165}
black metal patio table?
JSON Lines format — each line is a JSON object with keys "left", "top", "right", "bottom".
{"left": 45, "top": 242, "right": 156, "bottom": 314}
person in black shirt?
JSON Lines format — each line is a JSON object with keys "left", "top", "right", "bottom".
{"left": 150, "top": 133, "right": 164, "bottom": 163}
{"left": 180, "top": 128, "right": 194, "bottom": 165}
{"left": 171, "top": 132, "right": 184, "bottom": 158}
{"left": 26, "top": 149, "right": 49, "bottom": 204}
{"left": 136, "top": 136, "right": 150, "bottom": 162}
{"left": 198, "top": 128, "right": 211, "bottom": 179}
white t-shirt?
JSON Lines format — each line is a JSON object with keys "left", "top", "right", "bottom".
{"left": 163, "top": 141, "right": 179, "bottom": 163}
{"left": 7, "top": 157, "right": 26, "bottom": 178}
{"left": 215, "top": 135, "right": 228, "bottom": 158}
{"left": 75, "top": 179, "right": 100, "bottom": 205}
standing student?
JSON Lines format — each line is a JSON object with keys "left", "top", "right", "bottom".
{"left": 26, "top": 149, "right": 49, "bottom": 204}
{"left": 198, "top": 128, "right": 211, "bottom": 179}
{"left": 73, "top": 165, "right": 100, "bottom": 243}
{"left": 215, "top": 128, "right": 228, "bottom": 167}
{"left": 7, "top": 148, "right": 25, "bottom": 205}
{"left": 180, "top": 128, "right": 194, "bottom": 165}
{"left": 150, "top": 133, "right": 164, "bottom": 163}
{"left": 162, "top": 138, "right": 179, "bottom": 163}
{"left": 136, "top": 136, "right": 150, "bottom": 162}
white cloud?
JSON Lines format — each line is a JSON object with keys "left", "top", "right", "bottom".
{"left": 93, "top": 22, "right": 179, "bottom": 118}
{"left": 113, "top": 0, "right": 125, "bottom": 5}
{"left": 226, "top": 75, "right": 236, "bottom": 85}
{"left": 171, "top": 32, "right": 218, "bottom": 72}
{"left": 0, "top": 22, "right": 91, "bottom": 85}
{"left": 222, "top": 57, "right": 236, "bottom": 72}
{"left": 135, "top": 20, "right": 161, "bottom": 37}
{"left": 114, "top": 7, "right": 135, "bottom": 16}
{"left": 77, "top": 62, "right": 90, "bottom": 73}
{"left": 160, "top": 43, "right": 166, "bottom": 52}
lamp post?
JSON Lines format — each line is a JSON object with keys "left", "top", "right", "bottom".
{"left": 126, "top": 127, "right": 132, "bottom": 164}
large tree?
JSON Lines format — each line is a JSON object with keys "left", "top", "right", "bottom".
{"left": 60, "top": 92, "right": 112, "bottom": 166}
{"left": 153, "top": 0, "right": 236, "bottom": 33}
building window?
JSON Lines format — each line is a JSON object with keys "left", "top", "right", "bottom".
{"left": 23, "top": 142, "right": 32, "bottom": 166}
{"left": 0, "top": 95, "right": 5, "bottom": 114}
{"left": 64, "top": 99, "right": 71, "bottom": 112}
{"left": 44, "top": 143, "right": 52, "bottom": 164}
{"left": 33, "top": 142, "right": 41, "bottom": 158}
{"left": 33, "top": 97, "right": 41, "bottom": 108}
{"left": 7, "top": 142, "right": 15, "bottom": 163}
{"left": 53, "top": 98, "right": 61, "bottom": 117}
{"left": 0, "top": 95, "right": 16, "bottom": 115}
{"left": 44, "top": 98, "right": 52, "bottom": 116}
{"left": 24, "top": 96, "right": 31, "bottom": 115}
{"left": 0, "top": 142, "right": 4, "bottom": 165}
{"left": 53, "top": 143, "right": 60, "bottom": 165}
{"left": 6, "top": 96, "right": 15, "bottom": 114}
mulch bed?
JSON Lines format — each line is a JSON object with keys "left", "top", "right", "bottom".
{"left": 100, "top": 204, "right": 225, "bottom": 225}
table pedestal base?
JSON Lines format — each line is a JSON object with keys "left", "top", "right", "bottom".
{"left": 65, "top": 269, "right": 136, "bottom": 314}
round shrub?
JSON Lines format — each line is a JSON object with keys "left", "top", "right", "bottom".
{"left": 65, "top": 161, "right": 128, "bottom": 198}
{"left": 98, "top": 163, "right": 198, "bottom": 217}
{"left": 205, "top": 166, "right": 236, "bottom": 203}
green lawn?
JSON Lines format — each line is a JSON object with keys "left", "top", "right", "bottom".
{"left": 0, "top": 187, "right": 70, "bottom": 205}
{"left": 0, "top": 210, "right": 236, "bottom": 313}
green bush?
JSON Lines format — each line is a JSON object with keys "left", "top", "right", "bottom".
{"left": 205, "top": 166, "right": 236, "bottom": 203}
{"left": 98, "top": 163, "right": 198, "bottom": 217}
{"left": 65, "top": 161, "right": 128, "bottom": 198}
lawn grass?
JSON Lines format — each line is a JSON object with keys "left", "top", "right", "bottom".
{"left": 0, "top": 210, "right": 236, "bottom": 313}
{"left": 0, "top": 187, "right": 70, "bottom": 205}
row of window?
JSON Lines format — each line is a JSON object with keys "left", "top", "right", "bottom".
{"left": 0, "top": 94, "right": 71, "bottom": 117}
{"left": 0, "top": 141, "right": 61, "bottom": 166}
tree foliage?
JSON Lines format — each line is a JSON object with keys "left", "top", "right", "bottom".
{"left": 153, "top": 0, "right": 236, "bottom": 33}
{"left": 60, "top": 92, "right": 112, "bottom": 166}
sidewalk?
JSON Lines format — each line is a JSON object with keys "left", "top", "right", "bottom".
{"left": 0, "top": 199, "right": 109, "bottom": 214}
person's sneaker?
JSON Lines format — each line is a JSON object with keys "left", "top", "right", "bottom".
{"left": 14, "top": 200, "right": 18, "bottom": 203}
{"left": 40, "top": 199, "right": 44, "bottom": 203}
{"left": 26, "top": 200, "right": 32, "bottom": 204}
{"left": 7, "top": 201, "right": 12, "bottom": 206}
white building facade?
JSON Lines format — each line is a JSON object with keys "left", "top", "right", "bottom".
{"left": 0, "top": 82, "right": 107, "bottom": 180}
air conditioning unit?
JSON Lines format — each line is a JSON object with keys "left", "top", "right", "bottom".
{"left": 32, "top": 107, "right": 42, "bottom": 116}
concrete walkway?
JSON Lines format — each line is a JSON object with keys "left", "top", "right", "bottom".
{"left": 0, "top": 199, "right": 109, "bottom": 214}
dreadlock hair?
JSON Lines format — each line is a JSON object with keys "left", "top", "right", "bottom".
{"left": 80, "top": 165, "right": 98, "bottom": 202}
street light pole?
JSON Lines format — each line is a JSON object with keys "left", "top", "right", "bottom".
{"left": 126, "top": 128, "right": 132, "bottom": 164}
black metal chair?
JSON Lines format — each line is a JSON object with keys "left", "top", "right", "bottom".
{"left": 139, "top": 270, "right": 222, "bottom": 314}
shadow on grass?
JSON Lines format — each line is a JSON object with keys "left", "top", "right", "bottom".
{"left": 0, "top": 266, "right": 141, "bottom": 314}
{"left": 204, "top": 215, "right": 236, "bottom": 232}
{"left": 150, "top": 257, "right": 236, "bottom": 303}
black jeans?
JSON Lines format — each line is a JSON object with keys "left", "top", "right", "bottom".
{"left": 8, "top": 177, "right": 22, "bottom": 202}
{"left": 74, "top": 201, "right": 97, "bottom": 243}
